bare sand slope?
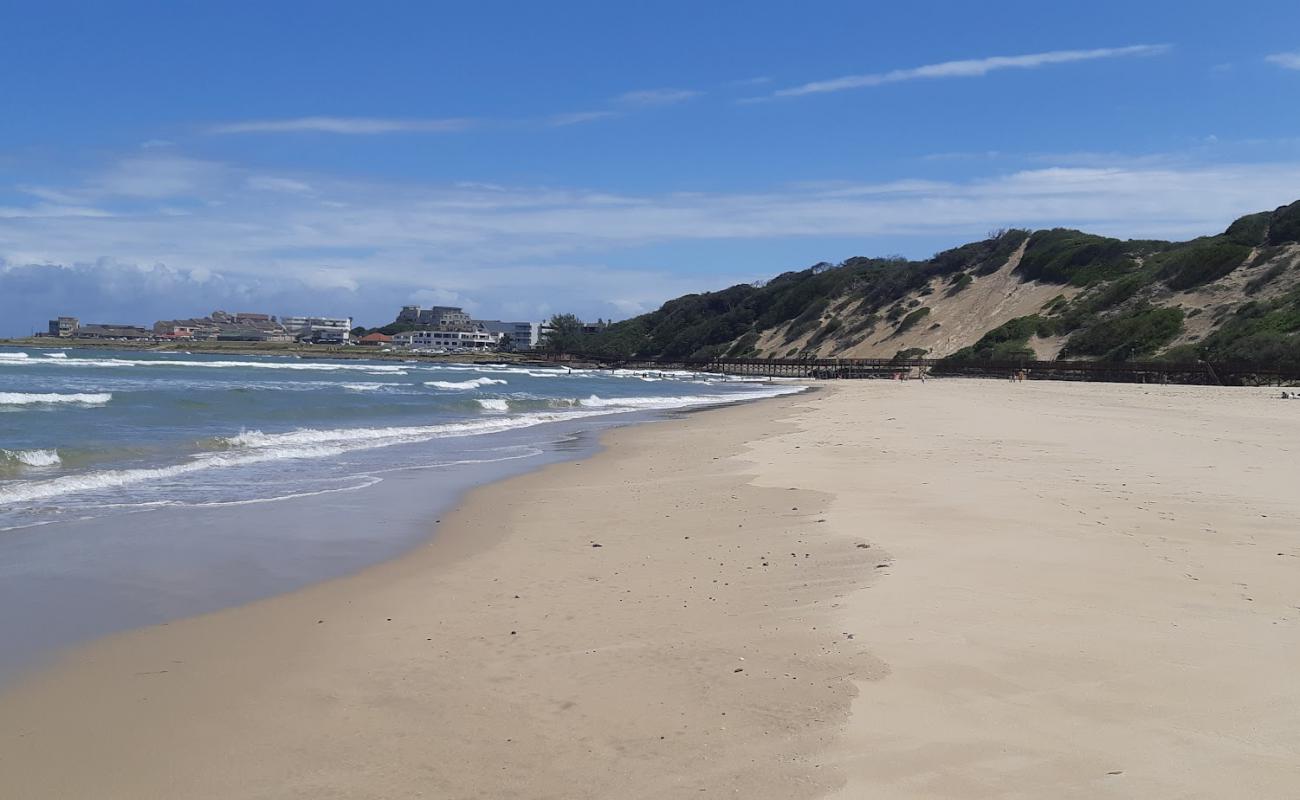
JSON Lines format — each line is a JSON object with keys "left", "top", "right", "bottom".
{"left": 2, "top": 381, "right": 1298, "bottom": 799}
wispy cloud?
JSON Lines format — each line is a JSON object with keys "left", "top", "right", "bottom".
{"left": 614, "top": 88, "right": 702, "bottom": 106}
{"left": 547, "top": 110, "right": 620, "bottom": 127}
{"left": 545, "top": 88, "right": 701, "bottom": 127}
{"left": 764, "top": 44, "right": 1171, "bottom": 99}
{"left": 1265, "top": 51, "right": 1300, "bottom": 70}
{"left": 207, "top": 116, "right": 475, "bottom": 135}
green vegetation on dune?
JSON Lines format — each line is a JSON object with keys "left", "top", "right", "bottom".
{"left": 1152, "top": 239, "right": 1252, "bottom": 291}
{"left": 1266, "top": 200, "right": 1300, "bottom": 246}
{"left": 1060, "top": 306, "right": 1185, "bottom": 361}
{"left": 568, "top": 201, "right": 1300, "bottom": 366}
{"left": 1193, "top": 286, "right": 1300, "bottom": 368}
{"left": 946, "top": 315, "right": 1049, "bottom": 361}
{"left": 1015, "top": 229, "right": 1140, "bottom": 285}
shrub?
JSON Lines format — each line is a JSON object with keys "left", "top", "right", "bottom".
{"left": 895, "top": 307, "right": 931, "bottom": 334}
{"left": 946, "top": 273, "right": 973, "bottom": 295}
{"left": 1245, "top": 261, "right": 1290, "bottom": 295}
{"left": 1155, "top": 239, "right": 1251, "bottom": 291}
{"left": 1017, "top": 229, "right": 1137, "bottom": 285}
{"left": 1061, "top": 307, "right": 1185, "bottom": 360}
{"left": 1224, "top": 212, "right": 1271, "bottom": 247}
{"left": 1266, "top": 200, "right": 1300, "bottom": 246}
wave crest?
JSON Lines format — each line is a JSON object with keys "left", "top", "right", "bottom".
{"left": 0, "top": 392, "right": 113, "bottom": 406}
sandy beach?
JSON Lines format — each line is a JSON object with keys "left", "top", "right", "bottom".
{"left": 2, "top": 380, "right": 1299, "bottom": 798}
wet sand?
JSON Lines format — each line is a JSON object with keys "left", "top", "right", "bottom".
{"left": 2, "top": 381, "right": 1299, "bottom": 798}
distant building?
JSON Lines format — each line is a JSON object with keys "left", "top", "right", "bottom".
{"left": 477, "top": 320, "right": 541, "bottom": 351}
{"left": 280, "top": 316, "right": 353, "bottom": 344}
{"left": 153, "top": 323, "right": 196, "bottom": 340}
{"left": 393, "top": 305, "right": 473, "bottom": 329}
{"left": 154, "top": 310, "right": 291, "bottom": 342}
{"left": 47, "top": 317, "right": 79, "bottom": 337}
{"left": 75, "top": 323, "right": 153, "bottom": 340}
{"left": 394, "top": 328, "right": 496, "bottom": 351}
{"left": 357, "top": 332, "right": 394, "bottom": 346}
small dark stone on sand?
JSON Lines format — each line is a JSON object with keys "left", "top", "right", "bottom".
{"left": 591, "top": 543, "right": 603, "bottom": 548}
{"left": 856, "top": 543, "right": 870, "bottom": 549}
{"left": 511, "top": 631, "right": 517, "bottom": 635}
{"left": 733, "top": 667, "right": 744, "bottom": 673}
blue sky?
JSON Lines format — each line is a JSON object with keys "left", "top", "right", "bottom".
{"left": 2, "top": 0, "right": 1299, "bottom": 334}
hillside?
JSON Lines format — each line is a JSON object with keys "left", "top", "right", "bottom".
{"left": 582, "top": 200, "right": 1300, "bottom": 366}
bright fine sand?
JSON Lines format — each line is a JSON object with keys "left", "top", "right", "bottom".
{"left": 2, "top": 380, "right": 1299, "bottom": 799}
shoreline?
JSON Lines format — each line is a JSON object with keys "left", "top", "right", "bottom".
{"left": 3, "top": 380, "right": 1299, "bottom": 797}
{"left": 0, "top": 390, "right": 869, "bottom": 799}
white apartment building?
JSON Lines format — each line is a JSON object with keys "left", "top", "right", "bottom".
{"left": 394, "top": 328, "right": 497, "bottom": 351}
{"left": 281, "top": 316, "right": 353, "bottom": 344}
{"left": 476, "top": 320, "right": 541, "bottom": 350}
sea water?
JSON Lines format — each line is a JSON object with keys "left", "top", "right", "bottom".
{"left": 0, "top": 346, "right": 801, "bottom": 680}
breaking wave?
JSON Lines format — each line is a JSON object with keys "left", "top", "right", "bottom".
{"left": 425, "top": 377, "right": 509, "bottom": 390}
{"left": 1, "top": 449, "right": 62, "bottom": 468}
{"left": 0, "top": 392, "right": 113, "bottom": 407}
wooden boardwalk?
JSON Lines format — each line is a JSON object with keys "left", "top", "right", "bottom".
{"left": 550, "top": 355, "right": 1300, "bottom": 387}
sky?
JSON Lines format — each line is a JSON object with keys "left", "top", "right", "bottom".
{"left": 2, "top": 0, "right": 1299, "bottom": 334}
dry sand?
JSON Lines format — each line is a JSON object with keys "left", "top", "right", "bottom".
{"left": 2, "top": 380, "right": 1299, "bottom": 798}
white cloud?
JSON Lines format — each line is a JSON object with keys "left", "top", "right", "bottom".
{"left": 767, "top": 44, "right": 1171, "bottom": 98}
{"left": 614, "top": 88, "right": 702, "bottom": 106}
{"left": 246, "top": 175, "right": 314, "bottom": 194}
{"left": 547, "top": 110, "right": 620, "bottom": 127}
{"left": 91, "top": 155, "right": 228, "bottom": 198}
{"left": 207, "top": 116, "right": 474, "bottom": 135}
{"left": 1265, "top": 52, "right": 1300, "bottom": 70}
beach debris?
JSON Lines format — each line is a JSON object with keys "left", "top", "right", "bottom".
{"left": 856, "top": 543, "right": 870, "bottom": 549}
{"left": 733, "top": 667, "right": 744, "bottom": 673}
{"left": 1281, "top": 391, "right": 1300, "bottom": 400}
{"left": 591, "top": 542, "right": 603, "bottom": 548}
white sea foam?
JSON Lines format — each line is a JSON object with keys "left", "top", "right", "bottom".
{"left": 425, "top": 377, "right": 508, "bottom": 390}
{"left": 342, "top": 382, "right": 387, "bottom": 392}
{"left": 0, "top": 355, "right": 406, "bottom": 375}
{"left": 0, "top": 386, "right": 804, "bottom": 506}
{"left": 0, "top": 392, "right": 113, "bottom": 406}
{"left": 576, "top": 393, "right": 770, "bottom": 409}
{"left": 44, "top": 352, "right": 68, "bottom": 359}
{"left": 476, "top": 398, "right": 510, "bottom": 412}
{"left": 1, "top": 448, "right": 62, "bottom": 467}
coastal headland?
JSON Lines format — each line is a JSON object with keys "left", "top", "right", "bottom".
{"left": 2, "top": 381, "right": 1298, "bottom": 798}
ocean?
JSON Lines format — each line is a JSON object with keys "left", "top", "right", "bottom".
{"left": 0, "top": 346, "right": 801, "bottom": 680}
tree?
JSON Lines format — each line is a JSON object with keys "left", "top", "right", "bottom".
{"left": 542, "top": 313, "right": 584, "bottom": 354}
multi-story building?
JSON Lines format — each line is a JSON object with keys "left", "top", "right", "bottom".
{"left": 393, "top": 305, "right": 473, "bottom": 329}
{"left": 281, "top": 316, "right": 353, "bottom": 344}
{"left": 47, "top": 317, "right": 79, "bottom": 337}
{"left": 393, "top": 328, "right": 497, "bottom": 351}
{"left": 476, "top": 320, "right": 541, "bottom": 351}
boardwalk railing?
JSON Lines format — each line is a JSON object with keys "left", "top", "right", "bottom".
{"left": 544, "top": 354, "right": 1300, "bottom": 387}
